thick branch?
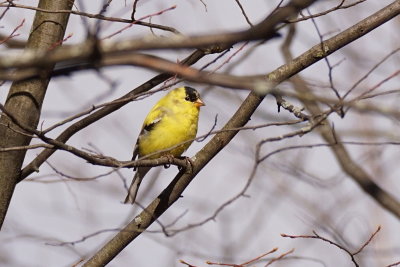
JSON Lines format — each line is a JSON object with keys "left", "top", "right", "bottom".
{"left": 0, "top": 0, "right": 75, "bottom": 229}
{"left": 82, "top": 1, "right": 400, "bottom": 266}
{"left": 0, "top": 0, "right": 317, "bottom": 71}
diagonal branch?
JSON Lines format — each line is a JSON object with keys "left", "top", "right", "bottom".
{"left": 79, "top": 0, "right": 400, "bottom": 265}
{"left": 280, "top": 8, "right": 400, "bottom": 224}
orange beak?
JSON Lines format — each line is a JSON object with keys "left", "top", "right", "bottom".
{"left": 194, "top": 98, "right": 205, "bottom": 108}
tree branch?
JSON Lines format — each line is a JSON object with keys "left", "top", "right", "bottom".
{"left": 0, "top": 0, "right": 319, "bottom": 71}
{"left": 281, "top": 10, "right": 400, "bottom": 223}
{"left": 0, "top": 0, "right": 75, "bottom": 230}
{"left": 85, "top": 0, "right": 400, "bottom": 265}
{"left": 83, "top": 1, "right": 400, "bottom": 265}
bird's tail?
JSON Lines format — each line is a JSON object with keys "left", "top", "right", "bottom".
{"left": 123, "top": 167, "right": 151, "bottom": 204}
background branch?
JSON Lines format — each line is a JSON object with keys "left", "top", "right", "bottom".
{"left": 80, "top": 1, "right": 400, "bottom": 265}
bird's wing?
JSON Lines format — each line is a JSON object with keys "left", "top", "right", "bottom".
{"left": 132, "top": 106, "right": 168, "bottom": 160}
{"left": 142, "top": 105, "right": 168, "bottom": 132}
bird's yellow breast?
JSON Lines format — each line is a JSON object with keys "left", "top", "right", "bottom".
{"left": 138, "top": 101, "right": 200, "bottom": 159}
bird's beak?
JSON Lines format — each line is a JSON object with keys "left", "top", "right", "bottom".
{"left": 194, "top": 98, "right": 205, "bottom": 108}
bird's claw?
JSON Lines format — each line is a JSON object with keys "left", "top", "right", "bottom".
{"left": 163, "top": 154, "right": 175, "bottom": 169}
{"left": 177, "top": 156, "right": 194, "bottom": 173}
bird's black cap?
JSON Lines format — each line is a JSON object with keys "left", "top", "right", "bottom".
{"left": 184, "top": 86, "right": 200, "bottom": 102}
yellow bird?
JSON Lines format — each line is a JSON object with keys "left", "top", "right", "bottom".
{"left": 124, "top": 86, "right": 205, "bottom": 204}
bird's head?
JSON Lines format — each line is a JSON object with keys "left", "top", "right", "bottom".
{"left": 184, "top": 86, "right": 205, "bottom": 108}
{"left": 170, "top": 86, "right": 205, "bottom": 109}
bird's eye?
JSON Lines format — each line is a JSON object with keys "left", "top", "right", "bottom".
{"left": 185, "top": 96, "right": 190, "bottom": 101}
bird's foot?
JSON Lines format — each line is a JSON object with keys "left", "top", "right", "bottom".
{"left": 163, "top": 154, "right": 175, "bottom": 169}
{"left": 177, "top": 156, "right": 194, "bottom": 173}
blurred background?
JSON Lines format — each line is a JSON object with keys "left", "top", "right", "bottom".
{"left": 1, "top": 0, "right": 399, "bottom": 266}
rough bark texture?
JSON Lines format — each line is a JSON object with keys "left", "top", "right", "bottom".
{"left": 0, "top": 0, "right": 75, "bottom": 229}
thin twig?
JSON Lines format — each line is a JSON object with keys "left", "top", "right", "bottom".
{"left": 234, "top": 0, "right": 253, "bottom": 27}
{"left": 281, "top": 226, "right": 382, "bottom": 267}
{"left": 0, "top": 2, "right": 179, "bottom": 33}
{"left": 0, "top": 18, "right": 25, "bottom": 45}
{"left": 102, "top": 5, "right": 177, "bottom": 39}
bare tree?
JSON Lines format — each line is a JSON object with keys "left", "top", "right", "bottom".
{"left": 0, "top": 0, "right": 399, "bottom": 266}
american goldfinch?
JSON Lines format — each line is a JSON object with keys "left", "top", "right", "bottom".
{"left": 124, "top": 86, "right": 205, "bottom": 204}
